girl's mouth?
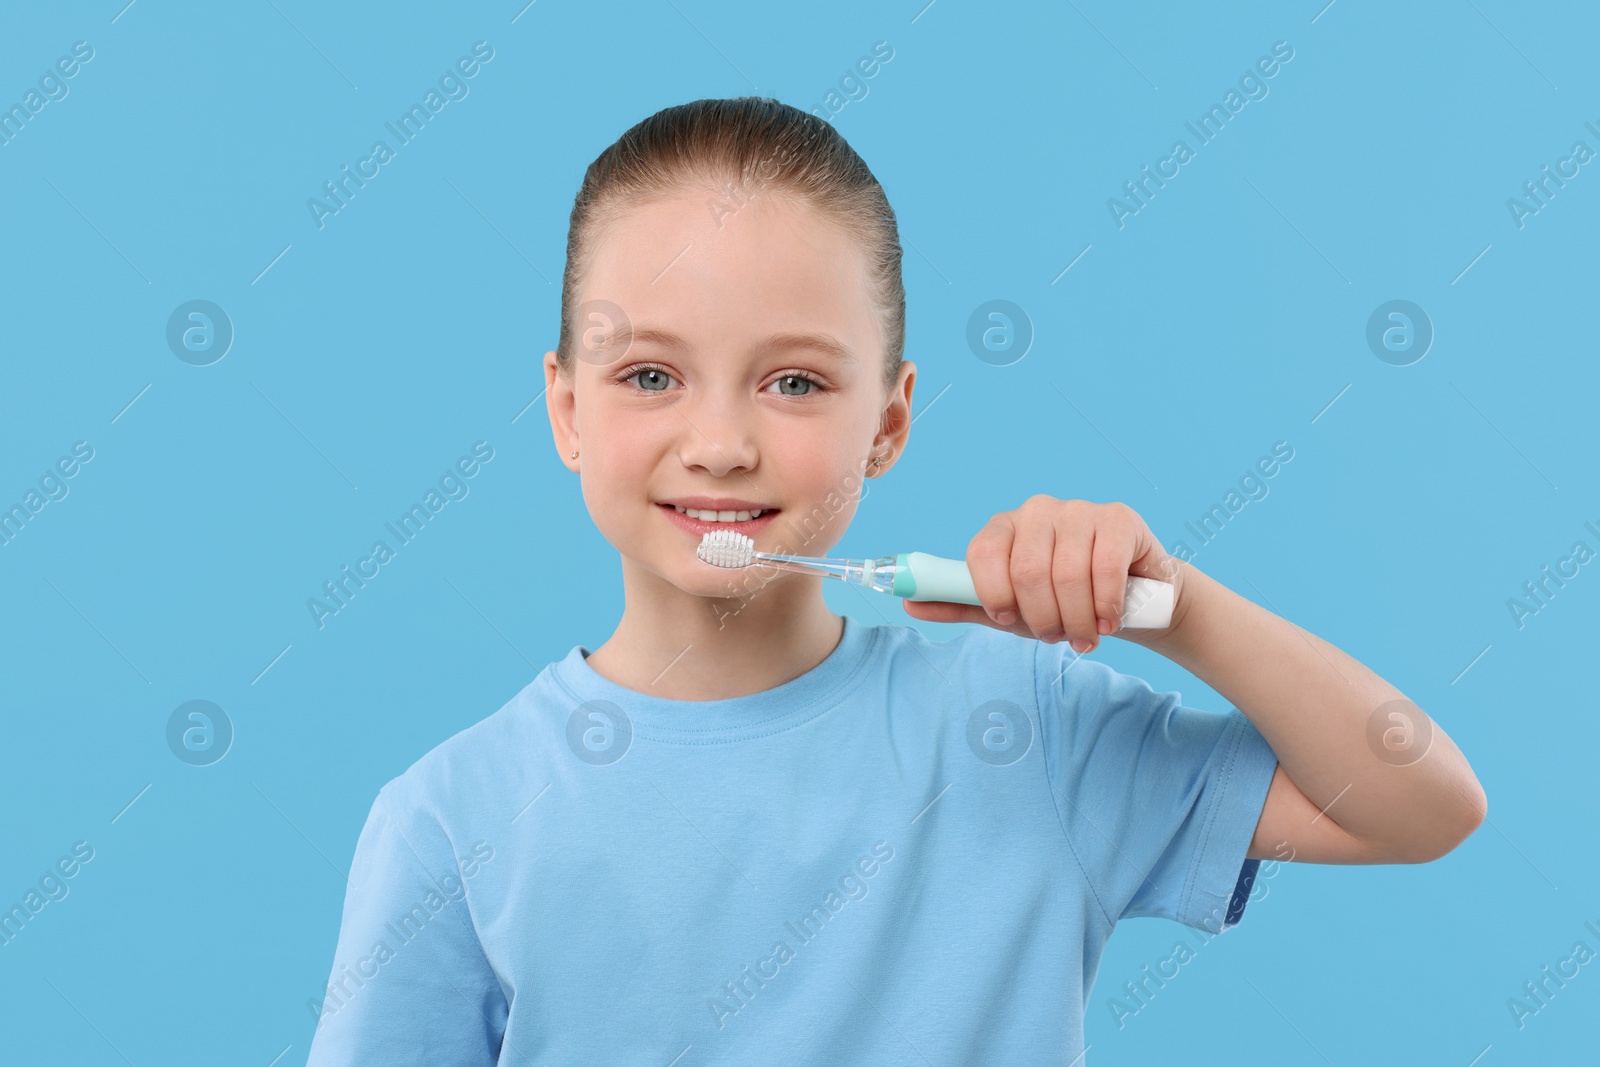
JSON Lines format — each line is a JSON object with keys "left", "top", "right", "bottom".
{"left": 657, "top": 503, "right": 781, "bottom": 541}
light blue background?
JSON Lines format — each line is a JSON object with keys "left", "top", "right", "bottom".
{"left": 2, "top": 1, "right": 1594, "bottom": 1063}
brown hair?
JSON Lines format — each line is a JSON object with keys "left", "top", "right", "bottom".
{"left": 555, "top": 97, "right": 905, "bottom": 390}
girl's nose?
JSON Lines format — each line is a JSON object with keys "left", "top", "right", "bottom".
{"left": 676, "top": 391, "right": 758, "bottom": 475}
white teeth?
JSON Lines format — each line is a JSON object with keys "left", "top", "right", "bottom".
{"left": 673, "top": 505, "right": 766, "bottom": 522}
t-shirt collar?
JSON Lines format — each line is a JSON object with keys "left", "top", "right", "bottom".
{"left": 545, "top": 613, "right": 877, "bottom": 744}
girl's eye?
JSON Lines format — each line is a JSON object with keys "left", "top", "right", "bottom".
{"left": 765, "top": 373, "right": 825, "bottom": 397}
{"left": 619, "top": 365, "right": 677, "bottom": 392}
{"left": 616, "top": 365, "right": 827, "bottom": 397}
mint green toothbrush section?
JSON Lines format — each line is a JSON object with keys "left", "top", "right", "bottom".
{"left": 890, "top": 552, "right": 1176, "bottom": 629}
{"left": 892, "top": 552, "right": 980, "bottom": 604}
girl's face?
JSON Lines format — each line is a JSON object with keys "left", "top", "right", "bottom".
{"left": 545, "top": 186, "right": 915, "bottom": 607}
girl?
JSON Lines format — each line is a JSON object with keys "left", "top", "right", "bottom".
{"left": 306, "top": 97, "right": 1486, "bottom": 1065}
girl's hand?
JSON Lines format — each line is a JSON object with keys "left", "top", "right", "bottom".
{"left": 901, "top": 496, "right": 1184, "bottom": 652}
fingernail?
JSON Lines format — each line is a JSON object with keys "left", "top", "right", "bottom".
{"left": 996, "top": 610, "right": 1017, "bottom": 625}
{"left": 1070, "top": 638, "right": 1093, "bottom": 654}
{"left": 1097, "top": 618, "right": 1113, "bottom": 635}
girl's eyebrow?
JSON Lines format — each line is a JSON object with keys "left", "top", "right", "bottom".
{"left": 764, "top": 332, "right": 858, "bottom": 366}
{"left": 602, "top": 324, "right": 857, "bottom": 366}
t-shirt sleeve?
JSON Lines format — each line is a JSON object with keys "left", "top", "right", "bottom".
{"left": 305, "top": 784, "right": 507, "bottom": 1066}
{"left": 1035, "top": 642, "right": 1279, "bottom": 933}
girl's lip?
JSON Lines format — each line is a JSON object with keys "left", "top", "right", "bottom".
{"left": 658, "top": 502, "right": 781, "bottom": 542}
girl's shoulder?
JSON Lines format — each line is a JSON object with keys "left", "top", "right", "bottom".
{"left": 373, "top": 663, "right": 571, "bottom": 817}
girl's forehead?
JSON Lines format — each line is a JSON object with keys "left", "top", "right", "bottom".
{"left": 592, "top": 189, "right": 858, "bottom": 263}
{"left": 581, "top": 203, "right": 876, "bottom": 333}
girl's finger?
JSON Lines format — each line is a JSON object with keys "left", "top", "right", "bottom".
{"left": 1010, "top": 515, "right": 1063, "bottom": 640}
{"left": 900, "top": 599, "right": 972, "bottom": 625}
{"left": 1048, "top": 520, "right": 1099, "bottom": 651}
{"left": 966, "top": 514, "right": 1019, "bottom": 626}
{"left": 903, "top": 598, "right": 1030, "bottom": 635}
{"left": 1090, "top": 514, "right": 1138, "bottom": 638}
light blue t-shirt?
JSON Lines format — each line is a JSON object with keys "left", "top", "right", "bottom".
{"left": 305, "top": 614, "right": 1278, "bottom": 1065}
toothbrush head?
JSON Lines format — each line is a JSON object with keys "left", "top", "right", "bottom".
{"left": 697, "top": 529, "right": 757, "bottom": 569}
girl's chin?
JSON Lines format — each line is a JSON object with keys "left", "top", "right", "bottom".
{"left": 679, "top": 562, "right": 789, "bottom": 604}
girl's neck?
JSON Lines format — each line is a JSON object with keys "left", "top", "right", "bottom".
{"left": 584, "top": 596, "right": 845, "bottom": 702}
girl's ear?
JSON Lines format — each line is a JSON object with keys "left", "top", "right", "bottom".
{"left": 544, "top": 349, "right": 579, "bottom": 472}
{"left": 871, "top": 360, "right": 916, "bottom": 476}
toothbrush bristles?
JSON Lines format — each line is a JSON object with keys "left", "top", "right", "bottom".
{"left": 697, "top": 529, "right": 756, "bottom": 569}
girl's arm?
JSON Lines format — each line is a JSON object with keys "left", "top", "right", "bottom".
{"left": 903, "top": 495, "right": 1488, "bottom": 868}
{"left": 1121, "top": 562, "right": 1488, "bottom": 865}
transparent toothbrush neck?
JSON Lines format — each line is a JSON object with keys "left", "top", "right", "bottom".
{"left": 866, "top": 555, "right": 900, "bottom": 594}
{"left": 760, "top": 553, "right": 900, "bottom": 593}
{"left": 839, "top": 555, "right": 901, "bottom": 594}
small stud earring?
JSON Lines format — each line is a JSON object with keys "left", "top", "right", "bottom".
{"left": 570, "top": 450, "right": 578, "bottom": 459}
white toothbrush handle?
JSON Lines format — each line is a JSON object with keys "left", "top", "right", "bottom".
{"left": 898, "top": 552, "right": 1174, "bottom": 629}
{"left": 1118, "top": 575, "right": 1175, "bottom": 629}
